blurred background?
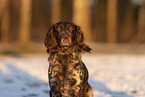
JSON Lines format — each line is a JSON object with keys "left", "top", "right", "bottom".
{"left": 1, "top": 0, "right": 145, "bottom": 96}
{"left": 0, "top": 0, "right": 145, "bottom": 53}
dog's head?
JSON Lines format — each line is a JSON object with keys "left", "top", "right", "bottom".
{"left": 44, "top": 21, "right": 91, "bottom": 53}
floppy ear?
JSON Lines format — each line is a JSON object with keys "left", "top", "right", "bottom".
{"left": 75, "top": 25, "right": 92, "bottom": 53}
{"left": 44, "top": 25, "right": 58, "bottom": 53}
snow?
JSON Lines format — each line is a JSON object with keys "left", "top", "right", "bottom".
{"left": 0, "top": 53, "right": 145, "bottom": 97}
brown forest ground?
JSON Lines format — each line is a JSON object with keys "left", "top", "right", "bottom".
{"left": 0, "top": 43, "right": 145, "bottom": 55}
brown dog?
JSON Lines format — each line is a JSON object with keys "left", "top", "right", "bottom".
{"left": 44, "top": 21, "right": 93, "bottom": 97}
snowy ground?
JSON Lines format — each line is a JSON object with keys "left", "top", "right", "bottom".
{"left": 0, "top": 53, "right": 145, "bottom": 97}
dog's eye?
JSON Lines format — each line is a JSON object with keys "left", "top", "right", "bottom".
{"left": 57, "top": 25, "right": 63, "bottom": 32}
{"left": 57, "top": 27, "right": 62, "bottom": 32}
{"left": 67, "top": 24, "right": 73, "bottom": 32}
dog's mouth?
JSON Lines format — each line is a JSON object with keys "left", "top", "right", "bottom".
{"left": 60, "top": 35, "right": 72, "bottom": 46}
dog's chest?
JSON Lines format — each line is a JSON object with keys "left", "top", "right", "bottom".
{"left": 48, "top": 52, "right": 86, "bottom": 96}
{"left": 48, "top": 52, "right": 83, "bottom": 81}
{"left": 49, "top": 52, "right": 81, "bottom": 66}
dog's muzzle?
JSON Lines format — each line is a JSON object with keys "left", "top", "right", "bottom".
{"left": 61, "top": 34, "right": 71, "bottom": 46}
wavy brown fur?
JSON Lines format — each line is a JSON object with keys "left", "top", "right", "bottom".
{"left": 44, "top": 21, "right": 93, "bottom": 97}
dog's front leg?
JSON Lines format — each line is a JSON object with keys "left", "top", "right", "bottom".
{"left": 48, "top": 63, "right": 63, "bottom": 97}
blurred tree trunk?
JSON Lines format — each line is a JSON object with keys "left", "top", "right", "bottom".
{"left": 51, "top": 0, "right": 61, "bottom": 24}
{"left": 93, "top": 0, "right": 107, "bottom": 42}
{"left": 61, "top": 0, "right": 73, "bottom": 21}
{"left": 138, "top": 0, "right": 145, "bottom": 42}
{"left": 118, "top": 0, "right": 136, "bottom": 43}
{"left": 73, "top": 0, "right": 91, "bottom": 42}
{"left": 0, "top": 0, "right": 7, "bottom": 17}
{"left": 130, "top": 0, "right": 145, "bottom": 43}
{"left": 10, "top": 0, "right": 21, "bottom": 42}
{"left": 1, "top": 0, "right": 10, "bottom": 43}
{"left": 31, "top": 0, "right": 50, "bottom": 42}
{"left": 19, "top": 0, "right": 32, "bottom": 48}
{"left": 107, "top": 0, "right": 117, "bottom": 43}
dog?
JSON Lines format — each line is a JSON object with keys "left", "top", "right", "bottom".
{"left": 44, "top": 21, "right": 93, "bottom": 97}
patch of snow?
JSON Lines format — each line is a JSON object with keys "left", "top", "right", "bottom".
{"left": 0, "top": 54, "right": 145, "bottom": 97}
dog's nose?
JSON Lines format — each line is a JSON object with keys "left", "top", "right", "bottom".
{"left": 63, "top": 34, "right": 69, "bottom": 39}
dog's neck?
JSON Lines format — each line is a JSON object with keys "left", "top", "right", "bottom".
{"left": 49, "top": 46, "right": 81, "bottom": 65}
{"left": 57, "top": 46, "right": 79, "bottom": 55}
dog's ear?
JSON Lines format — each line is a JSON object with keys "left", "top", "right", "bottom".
{"left": 75, "top": 25, "right": 92, "bottom": 53}
{"left": 44, "top": 25, "right": 58, "bottom": 53}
